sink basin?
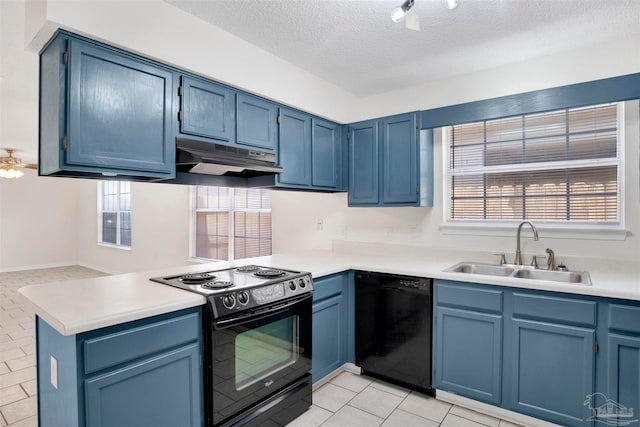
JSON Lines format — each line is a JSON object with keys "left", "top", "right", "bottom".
{"left": 444, "top": 262, "right": 592, "bottom": 285}
{"left": 513, "top": 268, "right": 591, "bottom": 285}
{"left": 445, "top": 262, "right": 515, "bottom": 277}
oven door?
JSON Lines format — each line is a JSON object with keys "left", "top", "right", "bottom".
{"left": 209, "top": 294, "right": 312, "bottom": 426}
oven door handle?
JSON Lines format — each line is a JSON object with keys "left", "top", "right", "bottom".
{"left": 213, "top": 294, "right": 311, "bottom": 329}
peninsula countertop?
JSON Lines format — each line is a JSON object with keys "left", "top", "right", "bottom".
{"left": 19, "top": 246, "right": 640, "bottom": 336}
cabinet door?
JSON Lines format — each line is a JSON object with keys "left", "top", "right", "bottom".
{"left": 278, "top": 108, "right": 311, "bottom": 186}
{"left": 180, "top": 76, "right": 235, "bottom": 143}
{"left": 348, "top": 120, "right": 379, "bottom": 205}
{"left": 606, "top": 334, "right": 640, "bottom": 423}
{"left": 66, "top": 39, "right": 174, "bottom": 175}
{"left": 312, "top": 294, "right": 344, "bottom": 382}
{"left": 510, "top": 319, "right": 594, "bottom": 426}
{"left": 435, "top": 307, "right": 502, "bottom": 405}
{"left": 381, "top": 112, "right": 418, "bottom": 204}
{"left": 236, "top": 93, "right": 278, "bottom": 151}
{"left": 311, "top": 119, "right": 340, "bottom": 189}
{"left": 85, "top": 343, "right": 202, "bottom": 427}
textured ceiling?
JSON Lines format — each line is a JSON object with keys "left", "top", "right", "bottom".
{"left": 166, "top": 0, "right": 640, "bottom": 97}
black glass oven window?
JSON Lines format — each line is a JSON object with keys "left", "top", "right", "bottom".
{"left": 235, "top": 316, "right": 298, "bottom": 390}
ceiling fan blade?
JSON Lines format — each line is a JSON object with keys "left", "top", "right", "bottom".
{"left": 22, "top": 163, "right": 38, "bottom": 170}
{"left": 405, "top": 12, "right": 420, "bottom": 31}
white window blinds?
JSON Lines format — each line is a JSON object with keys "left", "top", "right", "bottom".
{"left": 194, "top": 187, "right": 272, "bottom": 261}
{"left": 447, "top": 103, "right": 621, "bottom": 223}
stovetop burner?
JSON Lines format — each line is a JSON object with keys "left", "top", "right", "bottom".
{"left": 254, "top": 269, "right": 286, "bottom": 278}
{"left": 180, "top": 273, "right": 216, "bottom": 284}
{"left": 202, "top": 281, "right": 234, "bottom": 290}
{"left": 235, "top": 265, "right": 261, "bottom": 273}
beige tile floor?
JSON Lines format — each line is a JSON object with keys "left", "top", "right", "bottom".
{"left": 1, "top": 265, "right": 524, "bottom": 427}
{"left": 0, "top": 266, "right": 109, "bottom": 427}
{"left": 289, "top": 372, "right": 523, "bottom": 427}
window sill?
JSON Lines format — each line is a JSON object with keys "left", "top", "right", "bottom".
{"left": 439, "top": 222, "right": 630, "bottom": 241}
{"left": 188, "top": 257, "right": 225, "bottom": 264}
{"left": 97, "top": 242, "right": 132, "bottom": 251}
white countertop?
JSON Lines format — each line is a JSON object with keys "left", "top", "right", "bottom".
{"left": 19, "top": 244, "right": 640, "bottom": 336}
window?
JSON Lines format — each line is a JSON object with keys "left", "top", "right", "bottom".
{"left": 193, "top": 187, "right": 272, "bottom": 261}
{"left": 98, "top": 181, "right": 131, "bottom": 247}
{"left": 446, "top": 103, "right": 622, "bottom": 225}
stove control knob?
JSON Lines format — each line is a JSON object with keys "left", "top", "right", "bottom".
{"left": 289, "top": 281, "right": 296, "bottom": 291}
{"left": 298, "top": 278, "right": 306, "bottom": 288}
{"left": 222, "top": 295, "right": 236, "bottom": 309}
{"left": 237, "top": 291, "right": 249, "bottom": 305}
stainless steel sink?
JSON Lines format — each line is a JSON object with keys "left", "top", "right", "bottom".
{"left": 445, "top": 262, "right": 515, "bottom": 277}
{"left": 513, "top": 268, "right": 591, "bottom": 285}
{"left": 444, "top": 262, "right": 592, "bottom": 285}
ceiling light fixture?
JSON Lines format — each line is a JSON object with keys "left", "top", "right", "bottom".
{"left": 445, "top": 0, "right": 459, "bottom": 10}
{"left": 391, "top": 0, "right": 415, "bottom": 23}
{"left": 0, "top": 166, "right": 24, "bottom": 179}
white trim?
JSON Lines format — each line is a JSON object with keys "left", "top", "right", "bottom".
{"left": 311, "top": 363, "right": 361, "bottom": 391}
{"left": 97, "top": 242, "right": 132, "bottom": 251}
{"left": 436, "top": 390, "right": 562, "bottom": 427}
{"left": 439, "top": 222, "right": 629, "bottom": 240}
{"left": 442, "top": 102, "right": 626, "bottom": 228}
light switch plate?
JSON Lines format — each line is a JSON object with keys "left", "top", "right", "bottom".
{"left": 50, "top": 355, "right": 58, "bottom": 389}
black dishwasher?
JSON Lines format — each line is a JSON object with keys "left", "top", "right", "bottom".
{"left": 355, "top": 271, "right": 434, "bottom": 396}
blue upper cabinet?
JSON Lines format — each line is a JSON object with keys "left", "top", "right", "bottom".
{"left": 312, "top": 119, "right": 340, "bottom": 189}
{"left": 348, "top": 112, "right": 424, "bottom": 206}
{"left": 278, "top": 108, "right": 311, "bottom": 186}
{"left": 236, "top": 93, "right": 278, "bottom": 152}
{"left": 179, "top": 75, "right": 236, "bottom": 144}
{"left": 382, "top": 113, "right": 418, "bottom": 204}
{"left": 39, "top": 33, "right": 175, "bottom": 179}
{"left": 348, "top": 119, "right": 379, "bottom": 205}
{"left": 276, "top": 109, "right": 343, "bottom": 191}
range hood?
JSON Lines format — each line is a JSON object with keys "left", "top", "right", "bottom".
{"left": 176, "top": 137, "right": 283, "bottom": 177}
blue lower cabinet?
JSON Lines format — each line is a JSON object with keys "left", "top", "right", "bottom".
{"left": 36, "top": 308, "right": 202, "bottom": 427}
{"left": 312, "top": 273, "right": 349, "bottom": 383}
{"left": 434, "top": 280, "right": 503, "bottom": 405}
{"left": 606, "top": 333, "right": 640, "bottom": 422}
{"left": 435, "top": 307, "right": 502, "bottom": 405}
{"left": 603, "top": 303, "right": 640, "bottom": 423}
{"left": 435, "top": 280, "right": 601, "bottom": 425}
{"left": 85, "top": 343, "right": 201, "bottom": 427}
{"left": 509, "top": 319, "right": 595, "bottom": 426}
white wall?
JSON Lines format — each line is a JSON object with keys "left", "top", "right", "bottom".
{"left": 351, "top": 35, "right": 640, "bottom": 121}
{"left": 75, "top": 180, "right": 193, "bottom": 274}
{"left": 0, "top": 170, "right": 80, "bottom": 271}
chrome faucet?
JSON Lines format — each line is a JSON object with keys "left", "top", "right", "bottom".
{"left": 546, "top": 248, "right": 556, "bottom": 270}
{"left": 514, "top": 221, "right": 539, "bottom": 265}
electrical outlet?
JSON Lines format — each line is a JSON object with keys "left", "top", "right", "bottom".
{"left": 384, "top": 226, "right": 394, "bottom": 241}
{"left": 50, "top": 355, "right": 58, "bottom": 389}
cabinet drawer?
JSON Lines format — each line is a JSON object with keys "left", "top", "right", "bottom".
{"left": 313, "top": 274, "right": 344, "bottom": 302}
{"left": 609, "top": 304, "right": 640, "bottom": 334}
{"left": 513, "top": 293, "right": 596, "bottom": 327}
{"left": 435, "top": 281, "right": 503, "bottom": 314}
{"left": 84, "top": 311, "right": 200, "bottom": 374}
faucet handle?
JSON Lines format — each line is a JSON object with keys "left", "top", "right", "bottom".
{"left": 493, "top": 253, "right": 507, "bottom": 265}
{"left": 530, "top": 255, "right": 545, "bottom": 269}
